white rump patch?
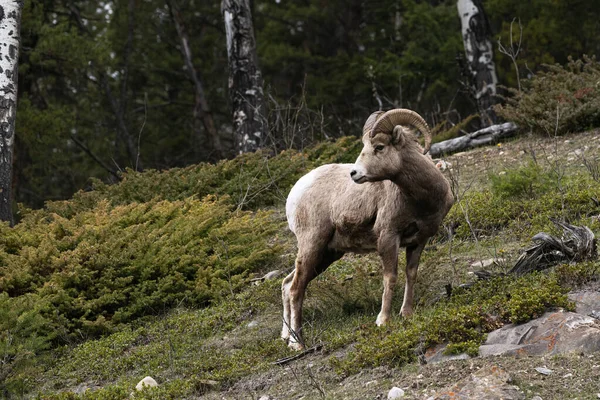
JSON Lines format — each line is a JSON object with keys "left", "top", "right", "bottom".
{"left": 286, "top": 168, "right": 321, "bottom": 233}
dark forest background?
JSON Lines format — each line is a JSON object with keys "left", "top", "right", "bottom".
{"left": 17, "top": 0, "right": 600, "bottom": 207}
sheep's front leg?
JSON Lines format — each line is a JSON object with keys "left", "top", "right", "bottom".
{"left": 376, "top": 232, "right": 399, "bottom": 326}
{"left": 400, "top": 243, "right": 425, "bottom": 317}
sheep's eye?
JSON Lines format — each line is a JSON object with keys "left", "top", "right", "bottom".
{"left": 374, "top": 145, "right": 385, "bottom": 152}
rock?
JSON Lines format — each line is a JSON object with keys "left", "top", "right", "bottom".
{"left": 387, "top": 386, "right": 405, "bottom": 399}
{"left": 427, "top": 365, "right": 524, "bottom": 399}
{"left": 435, "top": 160, "right": 451, "bottom": 171}
{"left": 534, "top": 367, "right": 553, "bottom": 375}
{"left": 531, "top": 396, "right": 543, "bottom": 400}
{"left": 479, "top": 311, "right": 600, "bottom": 357}
{"left": 470, "top": 258, "right": 505, "bottom": 268}
{"left": 263, "top": 270, "right": 283, "bottom": 280}
{"left": 247, "top": 320, "right": 259, "bottom": 328}
{"left": 135, "top": 376, "right": 158, "bottom": 391}
{"left": 258, "top": 396, "right": 271, "bottom": 400}
{"left": 568, "top": 291, "right": 600, "bottom": 318}
{"left": 424, "top": 343, "right": 471, "bottom": 364}
{"left": 251, "top": 270, "right": 283, "bottom": 285}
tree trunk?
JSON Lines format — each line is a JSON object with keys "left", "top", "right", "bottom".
{"left": 65, "top": 1, "right": 142, "bottom": 171}
{"left": 429, "top": 122, "right": 517, "bottom": 157}
{"left": 0, "top": 1, "right": 23, "bottom": 226}
{"left": 168, "top": 0, "right": 223, "bottom": 161}
{"left": 457, "top": 0, "right": 498, "bottom": 126}
{"left": 222, "top": 0, "right": 267, "bottom": 154}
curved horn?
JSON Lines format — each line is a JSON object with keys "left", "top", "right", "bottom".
{"left": 362, "top": 111, "right": 385, "bottom": 136}
{"left": 369, "top": 109, "right": 432, "bottom": 154}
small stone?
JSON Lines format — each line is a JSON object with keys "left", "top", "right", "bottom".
{"left": 258, "top": 396, "right": 270, "bottom": 400}
{"left": 532, "top": 396, "right": 543, "bottom": 400}
{"left": 535, "top": 367, "right": 553, "bottom": 375}
{"left": 247, "top": 320, "right": 259, "bottom": 328}
{"left": 562, "top": 373, "right": 573, "bottom": 378}
{"left": 263, "top": 270, "right": 282, "bottom": 280}
{"left": 135, "top": 376, "right": 158, "bottom": 391}
{"left": 470, "top": 258, "right": 505, "bottom": 268}
{"left": 435, "top": 160, "right": 451, "bottom": 171}
{"left": 388, "top": 386, "right": 405, "bottom": 399}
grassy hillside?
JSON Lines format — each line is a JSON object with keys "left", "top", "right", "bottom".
{"left": 1, "top": 131, "right": 600, "bottom": 399}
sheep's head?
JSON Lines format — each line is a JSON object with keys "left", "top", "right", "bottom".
{"left": 350, "top": 109, "right": 431, "bottom": 183}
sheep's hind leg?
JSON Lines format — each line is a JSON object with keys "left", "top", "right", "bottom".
{"left": 281, "top": 270, "right": 295, "bottom": 341}
{"left": 400, "top": 243, "right": 425, "bottom": 317}
{"left": 287, "top": 248, "right": 343, "bottom": 351}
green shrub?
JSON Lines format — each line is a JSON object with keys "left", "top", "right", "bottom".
{"left": 41, "top": 136, "right": 363, "bottom": 217}
{"left": 496, "top": 56, "right": 600, "bottom": 136}
{"left": 490, "top": 162, "right": 553, "bottom": 199}
{"left": 0, "top": 196, "right": 284, "bottom": 341}
{"left": 446, "top": 170, "right": 600, "bottom": 239}
{"left": 334, "top": 273, "right": 572, "bottom": 374}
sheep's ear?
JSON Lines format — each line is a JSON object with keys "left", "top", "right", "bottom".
{"left": 392, "top": 126, "right": 405, "bottom": 146}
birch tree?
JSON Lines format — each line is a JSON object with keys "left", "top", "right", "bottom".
{"left": 222, "top": 0, "right": 267, "bottom": 154}
{"left": 457, "top": 0, "right": 498, "bottom": 125}
{"left": 0, "top": 1, "right": 23, "bottom": 225}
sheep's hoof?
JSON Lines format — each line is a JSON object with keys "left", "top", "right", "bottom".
{"left": 400, "top": 308, "right": 413, "bottom": 318}
{"left": 288, "top": 341, "right": 305, "bottom": 351}
{"left": 375, "top": 313, "right": 389, "bottom": 326}
{"left": 281, "top": 329, "right": 290, "bottom": 341}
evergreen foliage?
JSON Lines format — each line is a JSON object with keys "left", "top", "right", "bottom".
{"left": 17, "top": 0, "right": 600, "bottom": 206}
{"left": 496, "top": 56, "right": 600, "bottom": 135}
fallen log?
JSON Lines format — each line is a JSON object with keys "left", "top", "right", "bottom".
{"left": 429, "top": 122, "right": 518, "bottom": 157}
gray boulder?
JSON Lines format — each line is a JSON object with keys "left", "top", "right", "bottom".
{"left": 480, "top": 311, "right": 600, "bottom": 357}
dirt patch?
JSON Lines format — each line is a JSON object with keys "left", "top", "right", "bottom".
{"left": 203, "top": 347, "right": 600, "bottom": 399}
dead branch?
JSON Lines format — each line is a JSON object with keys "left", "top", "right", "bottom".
{"left": 272, "top": 344, "right": 323, "bottom": 366}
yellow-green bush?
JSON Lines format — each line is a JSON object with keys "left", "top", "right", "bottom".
{"left": 1, "top": 196, "right": 284, "bottom": 340}
{"left": 42, "top": 136, "right": 363, "bottom": 217}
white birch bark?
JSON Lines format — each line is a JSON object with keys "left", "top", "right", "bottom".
{"left": 0, "top": 1, "right": 23, "bottom": 225}
{"left": 222, "top": 0, "right": 267, "bottom": 154}
{"left": 457, "top": 0, "right": 498, "bottom": 125}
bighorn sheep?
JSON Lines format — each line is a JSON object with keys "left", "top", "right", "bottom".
{"left": 281, "top": 109, "right": 454, "bottom": 350}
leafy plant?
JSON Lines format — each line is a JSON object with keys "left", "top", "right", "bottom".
{"left": 496, "top": 56, "right": 600, "bottom": 136}
{"left": 490, "top": 162, "right": 553, "bottom": 199}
